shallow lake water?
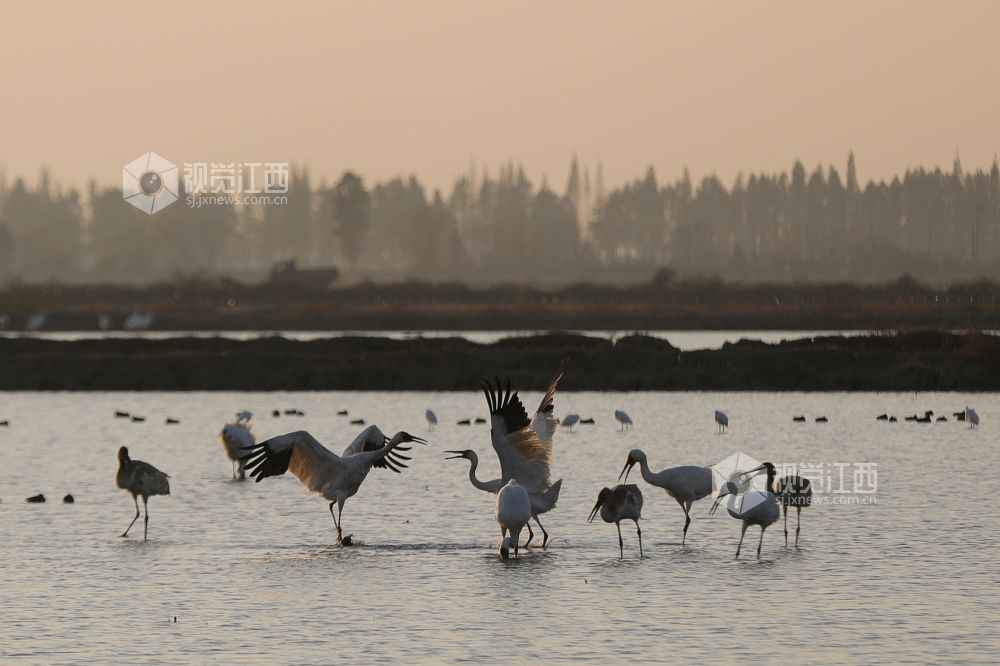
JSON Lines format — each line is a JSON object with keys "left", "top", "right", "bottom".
{"left": 0, "top": 390, "right": 996, "bottom": 663}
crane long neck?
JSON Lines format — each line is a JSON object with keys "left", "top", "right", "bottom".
{"left": 639, "top": 459, "right": 658, "bottom": 486}
{"left": 467, "top": 456, "right": 499, "bottom": 493}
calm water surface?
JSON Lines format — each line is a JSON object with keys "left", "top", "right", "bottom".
{"left": 0, "top": 391, "right": 996, "bottom": 663}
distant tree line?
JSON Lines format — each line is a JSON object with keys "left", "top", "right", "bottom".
{"left": 0, "top": 153, "right": 998, "bottom": 285}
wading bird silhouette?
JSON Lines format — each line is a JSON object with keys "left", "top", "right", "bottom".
{"left": 745, "top": 462, "right": 812, "bottom": 547}
{"left": 715, "top": 410, "right": 729, "bottom": 434}
{"left": 116, "top": 446, "right": 170, "bottom": 540}
{"left": 496, "top": 479, "right": 531, "bottom": 560}
{"left": 615, "top": 410, "right": 633, "bottom": 430}
{"left": 219, "top": 410, "right": 256, "bottom": 479}
{"left": 588, "top": 484, "right": 643, "bottom": 558}
{"left": 242, "top": 426, "right": 424, "bottom": 544}
{"left": 620, "top": 449, "right": 712, "bottom": 545}
{"left": 480, "top": 369, "right": 565, "bottom": 547}
{"left": 710, "top": 465, "right": 780, "bottom": 559}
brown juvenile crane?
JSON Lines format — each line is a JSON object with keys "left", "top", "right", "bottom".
{"left": 588, "top": 484, "right": 644, "bottom": 558}
{"left": 116, "top": 446, "right": 170, "bottom": 540}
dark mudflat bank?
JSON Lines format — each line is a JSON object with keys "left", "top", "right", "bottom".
{"left": 1, "top": 330, "right": 998, "bottom": 391}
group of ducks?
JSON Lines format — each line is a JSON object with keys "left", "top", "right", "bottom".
{"left": 876, "top": 407, "right": 980, "bottom": 426}
{"left": 112, "top": 366, "right": 815, "bottom": 561}
{"left": 426, "top": 410, "right": 625, "bottom": 431}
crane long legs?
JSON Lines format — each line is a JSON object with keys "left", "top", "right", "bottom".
{"left": 328, "top": 501, "right": 344, "bottom": 543}
{"left": 121, "top": 494, "right": 140, "bottom": 537}
{"left": 677, "top": 498, "right": 692, "bottom": 545}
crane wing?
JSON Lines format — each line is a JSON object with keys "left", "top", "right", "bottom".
{"left": 483, "top": 377, "right": 552, "bottom": 494}
{"left": 529, "top": 360, "right": 566, "bottom": 445}
{"left": 341, "top": 424, "right": 412, "bottom": 473}
{"left": 243, "top": 430, "right": 344, "bottom": 493}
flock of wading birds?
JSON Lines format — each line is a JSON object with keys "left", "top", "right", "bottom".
{"left": 103, "top": 367, "right": 853, "bottom": 562}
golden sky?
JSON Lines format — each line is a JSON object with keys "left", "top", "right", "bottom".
{"left": 2, "top": 0, "right": 998, "bottom": 194}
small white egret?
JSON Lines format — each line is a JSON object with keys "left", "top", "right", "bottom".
{"left": 710, "top": 464, "right": 780, "bottom": 558}
{"left": 116, "top": 446, "right": 170, "bottom": 540}
{"left": 242, "top": 427, "right": 425, "bottom": 543}
{"left": 620, "top": 449, "right": 712, "bottom": 544}
{"left": 425, "top": 409, "right": 437, "bottom": 431}
{"left": 614, "top": 409, "right": 633, "bottom": 430}
{"left": 966, "top": 406, "right": 980, "bottom": 428}
{"left": 715, "top": 410, "right": 729, "bottom": 434}
{"left": 495, "top": 479, "right": 531, "bottom": 559}
{"left": 588, "top": 484, "right": 643, "bottom": 558}
{"left": 561, "top": 414, "right": 580, "bottom": 432}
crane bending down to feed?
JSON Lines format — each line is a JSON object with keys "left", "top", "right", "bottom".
{"left": 242, "top": 425, "right": 425, "bottom": 544}
{"left": 589, "top": 484, "right": 644, "bottom": 558}
{"left": 615, "top": 410, "right": 633, "bottom": 430}
{"left": 710, "top": 467, "right": 780, "bottom": 559}
{"left": 715, "top": 410, "right": 729, "bottom": 434}
{"left": 496, "top": 479, "right": 531, "bottom": 559}
{"left": 620, "top": 449, "right": 712, "bottom": 545}
{"left": 480, "top": 368, "right": 565, "bottom": 547}
{"left": 116, "top": 446, "right": 170, "bottom": 540}
{"left": 561, "top": 414, "right": 580, "bottom": 432}
{"left": 745, "top": 462, "right": 812, "bottom": 547}
{"left": 219, "top": 410, "right": 256, "bottom": 479}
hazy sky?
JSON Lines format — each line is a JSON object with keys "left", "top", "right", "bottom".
{"left": 2, "top": 0, "right": 998, "bottom": 195}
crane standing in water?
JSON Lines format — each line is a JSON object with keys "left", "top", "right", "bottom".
{"left": 116, "top": 446, "right": 170, "bottom": 540}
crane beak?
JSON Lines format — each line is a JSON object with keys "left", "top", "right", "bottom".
{"left": 619, "top": 456, "right": 635, "bottom": 482}
{"left": 587, "top": 499, "right": 603, "bottom": 524}
{"left": 410, "top": 436, "right": 428, "bottom": 445}
{"left": 709, "top": 496, "right": 723, "bottom": 516}
{"left": 444, "top": 450, "right": 466, "bottom": 460}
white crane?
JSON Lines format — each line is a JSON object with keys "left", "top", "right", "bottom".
{"left": 219, "top": 410, "right": 256, "bottom": 479}
{"left": 715, "top": 410, "right": 729, "bottom": 434}
{"left": 425, "top": 409, "right": 438, "bottom": 431}
{"left": 242, "top": 426, "right": 425, "bottom": 544}
{"left": 588, "top": 484, "right": 643, "bottom": 558}
{"left": 615, "top": 409, "right": 633, "bottom": 430}
{"left": 966, "top": 406, "right": 980, "bottom": 428}
{"left": 710, "top": 465, "right": 780, "bottom": 559}
{"left": 481, "top": 369, "right": 565, "bottom": 547}
{"left": 116, "top": 446, "right": 170, "bottom": 540}
{"left": 561, "top": 414, "right": 580, "bottom": 432}
{"left": 495, "top": 479, "right": 531, "bottom": 560}
{"left": 620, "top": 449, "right": 712, "bottom": 545}
{"left": 745, "top": 461, "right": 812, "bottom": 547}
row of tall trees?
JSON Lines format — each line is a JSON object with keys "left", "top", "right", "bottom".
{"left": 1, "top": 155, "right": 999, "bottom": 284}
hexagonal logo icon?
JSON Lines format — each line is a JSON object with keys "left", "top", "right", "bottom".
{"left": 122, "top": 151, "right": 179, "bottom": 214}
{"left": 711, "top": 450, "right": 768, "bottom": 515}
